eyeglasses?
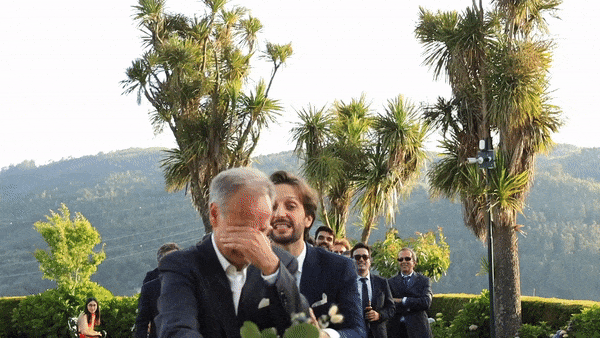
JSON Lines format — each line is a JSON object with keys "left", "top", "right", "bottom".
{"left": 353, "top": 254, "right": 370, "bottom": 261}
{"left": 397, "top": 257, "right": 412, "bottom": 262}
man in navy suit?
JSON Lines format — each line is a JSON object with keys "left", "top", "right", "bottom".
{"left": 135, "top": 243, "right": 180, "bottom": 338}
{"left": 155, "top": 167, "right": 309, "bottom": 338}
{"left": 269, "top": 170, "right": 366, "bottom": 338}
{"left": 387, "top": 248, "right": 433, "bottom": 338}
{"left": 350, "top": 243, "right": 395, "bottom": 338}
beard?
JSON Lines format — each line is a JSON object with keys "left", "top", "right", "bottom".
{"left": 270, "top": 220, "right": 304, "bottom": 245}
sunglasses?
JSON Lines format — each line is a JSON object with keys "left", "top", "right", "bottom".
{"left": 353, "top": 254, "right": 370, "bottom": 261}
{"left": 397, "top": 257, "right": 412, "bottom": 262}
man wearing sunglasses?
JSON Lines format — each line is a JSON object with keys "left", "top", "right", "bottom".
{"left": 351, "top": 243, "right": 395, "bottom": 338}
{"left": 387, "top": 248, "right": 433, "bottom": 338}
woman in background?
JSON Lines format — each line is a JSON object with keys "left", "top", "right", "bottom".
{"left": 77, "top": 297, "right": 103, "bottom": 338}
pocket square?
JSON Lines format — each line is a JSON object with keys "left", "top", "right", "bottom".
{"left": 258, "top": 298, "right": 270, "bottom": 309}
{"left": 311, "top": 293, "right": 328, "bottom": 308}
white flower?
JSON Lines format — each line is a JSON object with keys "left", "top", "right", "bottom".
{"left": 469, "top": 324, "right": 478, "bottom": 331}
{"left": 328, "top": 305, "right": 339, "bottom": 317}
{"left": 330, "top": 314, "right": 344, "bottom": 324}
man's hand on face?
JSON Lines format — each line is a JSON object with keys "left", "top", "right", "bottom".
{"left": 220, "top": 225, "right": 280, "bottom": 275}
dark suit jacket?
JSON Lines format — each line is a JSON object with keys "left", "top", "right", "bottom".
{"left": 143, "top": 268, "right": 159, "bottom": 285}
{"left": 300, "top": 245, "right": 366, "bottom": 338}
{"left": 366, "top": 274, "right": 395, "bottom": 338}
{"left": 155, "top": 237, "right": 309, "bottom": 338}
{"left": 387, "top": 272, "right": 433, "bottom": 338}
{"left": 135, "top": 277, "right": 160, "bottom": 338}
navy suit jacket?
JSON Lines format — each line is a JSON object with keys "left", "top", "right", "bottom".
{"left": 366, "top": 274, "right": 395, "bottom": 338}
{"left": 300, "top": 245, "right": 366, "bottom": 338}
{"left": 135, "top": 277, "right": 160, "bottom": 338}
{"left": 155, "top": 237, "right": 309, "bottom": 338}
{"left": 387, "top": 272, "right": 433, "bottom": 338}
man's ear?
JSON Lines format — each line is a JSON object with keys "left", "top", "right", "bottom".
{"left": 305, "top": 214, "right": 314, "bottom": 230}
{"left": 209, "top": 203, "right": 220, "bottom": 228}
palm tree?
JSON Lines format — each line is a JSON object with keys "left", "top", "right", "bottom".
{"left": 416, "top": 1, "right": 562, "bottom": 336}
{"left": 293, "top": 95, "right": 428, "bottom": 241}
{"left": 122, "top": 0, "right": 292, "bottom": 233}
{"left": 355, "top": 96, "right": 429, "bottom": 243}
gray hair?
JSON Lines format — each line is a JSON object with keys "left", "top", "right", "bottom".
{"left": 209, "top": 167, "right": 275, "bottom": 214}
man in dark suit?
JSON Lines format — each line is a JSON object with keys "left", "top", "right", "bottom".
{"left": 269, "top": 170, "right": 366, "bottom": 338}
{"left": 387, "top": 248, "right": 433, "bottom": 338}
{"left": 135, "top": 243, "right": 180, "bottom": 338}
{"left": 155, "top": 167, "right": 309, "bottom": 338}
{"left": 350, "top": 243, "right": 395, "bottom": 338}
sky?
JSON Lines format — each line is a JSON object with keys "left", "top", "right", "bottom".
{"left": 1, "top": 0, "right": 598, "bottom": 170}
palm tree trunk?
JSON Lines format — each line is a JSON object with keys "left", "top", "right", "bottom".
{"left": 492, "top": 210, "right": 522, "bottom": 337}
{"left": 360, "top": 216, "right": 376, "bottom": 244}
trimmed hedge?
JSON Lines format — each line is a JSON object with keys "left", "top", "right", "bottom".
{"left": 0, "top": 297, "right": 24, "bottom": 338}
{"left": 2, "top": 293, "right": 599, "bottom": 337}
{"left": 428, "top": 293, "right": 476, "bottom": 322}
{"left": 521, "top": 296, "right": 599, "bottom": 328}
{"left": 429, "top": 293, "right": 599, "bottom": 329}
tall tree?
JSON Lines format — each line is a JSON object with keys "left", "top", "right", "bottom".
{"left": 122, "top": 0, "right": 292, "bottom": 233}
{"left": 356, "top": 96, "right": 429, "bottom": 243}
{"left": 33, "top": 204, "right": 106, "bottom": 291}
{"left": 416, "top": 1, "right": 562, "bottom": 336}
{"left": 292, "top": 95, "right": 428, "bottom": 242}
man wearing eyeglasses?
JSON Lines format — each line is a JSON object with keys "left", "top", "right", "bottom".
{"left": 387, "top": 248, "right": 433, "bottom": 338}
{"left": 351, "top": 243, "right": 395, "bottom": 338}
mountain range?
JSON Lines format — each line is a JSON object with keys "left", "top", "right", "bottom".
{"left": 1, "top": 145, "right": 599, "bottom": 301}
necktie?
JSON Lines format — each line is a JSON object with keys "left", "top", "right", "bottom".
{"left": 403, "top": 275, "right": 411, "bottom": 288}
{"left": 360, "top": 277, "right": 369, "bottom": 309}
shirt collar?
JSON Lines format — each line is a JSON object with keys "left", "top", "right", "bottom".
{"left": 358, "top": 272, "right": 371, "bottom": 281}
{"left": 401, "top": 271, "right": 414, "bottom": 278}
{"left": 211, "top": 234, "right": 248, "bottom": 274}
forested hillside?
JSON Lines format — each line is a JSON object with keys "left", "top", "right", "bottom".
{"left": 1, "top": 145, "right": 599, "bottom": 301}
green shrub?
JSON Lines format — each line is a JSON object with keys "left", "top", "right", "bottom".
{"left": 0, "top": 297, "right": 24, "bottom": 338}
{"left": 101, "top": 295, "right": 139, "bottom": 338}
{"left": 446, "top": 289, "right": 490, "bottom": 338}
{"left": 11, "top": 282, "right": 112, "bottom": 338}
{"left": 521, "top": 296, "right": 594, "bottom": 328}
{"left": 429, "top": 293, "right": 475, "bottom": 323}
{"left": 429, "top": 312, "right": 450, "bottom": 337}
{"left": 569, "top": 305, "right": 600, "bottom": 337}
{"left": 518, "top": 322, "right": 553, "bottom": 338}
{"left": 11, "top": 289, "right": 78, "bottom": 338}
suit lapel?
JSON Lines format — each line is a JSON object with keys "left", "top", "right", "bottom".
{"left": 300, "top": 245, "right": 322, "bottom": 303}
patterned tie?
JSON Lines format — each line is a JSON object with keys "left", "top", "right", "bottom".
{"left": 403, "top": 275, "right": 411, "bottom": 288}
{"left": 360, "top": 277, "right": 369, "bottom": 309}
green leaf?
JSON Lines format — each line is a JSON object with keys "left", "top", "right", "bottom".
{"left": 283, "top": 323, "right": 320, "bottom": 338}
{"left": 240, "top": 321, "right": 262, "bottom": 338}
{"left": 260, "top": 327, "right": 279, "bottom": 338}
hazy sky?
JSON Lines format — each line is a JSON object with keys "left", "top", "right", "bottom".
{"left": 1, "top": 0, "right": 597, "bottom": 170}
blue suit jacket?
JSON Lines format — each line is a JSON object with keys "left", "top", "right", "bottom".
{"left": 156, "top": 237, "right": 309, "bottom": 338}
{"left": 367, "top": 274, "right": 395, "bottom": 338}
{"left": 387, "top": 272, "right": 433, "bottom": 338}
{"left": 135, "top": 277, "right": 160, "bottom": 338}
{"left": 300, "top": 245, "right": 366, "bottom": 338}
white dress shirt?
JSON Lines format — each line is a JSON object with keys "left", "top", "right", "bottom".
{"left": 211, "top": 235, "right": 278, "bottom": 314}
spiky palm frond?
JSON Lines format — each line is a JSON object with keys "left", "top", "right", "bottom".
{"left": 292, "top": 105, "right": 333, "bottom": 159}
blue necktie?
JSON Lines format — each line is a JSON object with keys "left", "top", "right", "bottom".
{"left": 360, "top": 277, "right": 369, "bottom": 309}
{"left": 404, "top": 275, "right": 411, "bottom": 288}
